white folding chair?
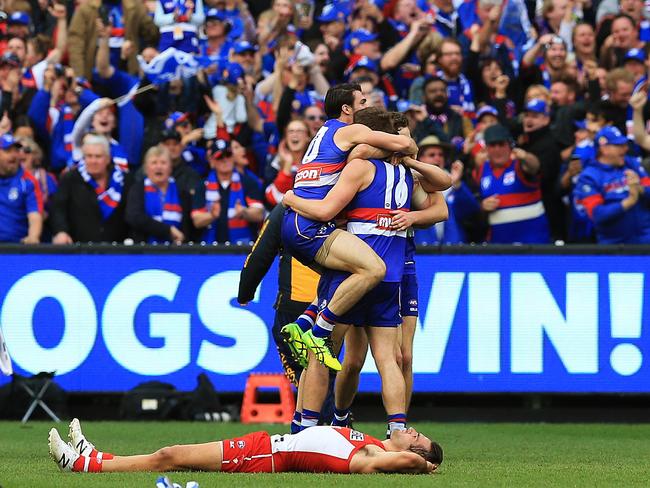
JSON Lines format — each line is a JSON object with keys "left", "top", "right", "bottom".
{"left": 0, "top": 327, "right": 60, "bottom": 423}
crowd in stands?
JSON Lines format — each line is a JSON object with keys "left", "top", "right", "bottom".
{"left": 1, "top": 0, "right": 650, "bottom": 245}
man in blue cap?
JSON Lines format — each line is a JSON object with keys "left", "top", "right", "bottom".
{"left": 623, "top": 48, "right": 648, "bottom": 89}
{"left": 521, "top": 98, "right": 565, "bottom": 241}
{"left": 574, "top": 125, "right": 650, "bottom": 243}
{"left": 232, "top": 40, "right": 258, "bottom": 75}
{"left": 198, "top": 8, "right": 233, "bottom": 66}
{"left": 7, "top": 11, "right": 30, "bottom": 39}
{"left": 0, "top": 134, "right": 43, "bottom": 243}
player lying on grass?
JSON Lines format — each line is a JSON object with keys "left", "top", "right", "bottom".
{"left": 49, "top": 419, "right": 442, "bottom": 474}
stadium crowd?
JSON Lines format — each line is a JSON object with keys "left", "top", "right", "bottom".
{"left": 1, "top": 0, "right": 650, "bottom": 245}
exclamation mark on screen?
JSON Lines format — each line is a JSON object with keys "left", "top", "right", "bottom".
{"left": 608, "top": 273, "right": 644, "bottom": 376}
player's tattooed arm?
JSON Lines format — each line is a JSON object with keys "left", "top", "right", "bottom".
{"left": 348, "top": 144, "right": 392, "bottom": 162}
{"left": 402, "top": 156, "right": 452, "bottom": 192}
{"left": 284, "top": 159, "right": 369, "bottom": 221}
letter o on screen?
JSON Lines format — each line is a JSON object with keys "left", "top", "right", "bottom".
{"left": 0, "top": 270, "right": 97, "bottom": 374}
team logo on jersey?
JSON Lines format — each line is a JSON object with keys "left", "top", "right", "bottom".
{"left": 503, "top": 171, "right": 515, "bottom": 186}
{"left": 237, "top": 440, "right": 246, "bottom": 449}
{"left": 376, "top": 213, "right": 394, "bottom": 230}
{"left": 295, "top": 167, "right": 322, "bottom": 183}
{"left": 481, "top": 176, "right": 491, "bottom": 189}
{"left": 230, "top": 441, "right": 235, "bottom": 448}
{"left": 349, "top": 430, "right": 365, "bottom": 441}
{"left": 7, "top": 188, "right": 18, "bottom": 201}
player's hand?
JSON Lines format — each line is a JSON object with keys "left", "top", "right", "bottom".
{"left": 389, "top": 209, "right": 416, "bottom": 231}
{"left": 282, "top": 190, "right": 295, "bottom": 208}
{"left": 169, "top": 226, "right": 185, "bottom": 244}
{"left": 427, "top": 461, "right": 438, "bottom": 473}
{"left": 391, "top": 153, "right": 407, "bottom": 167}
{"left": 481, "top": 195, "right": 500, "bottom": 212}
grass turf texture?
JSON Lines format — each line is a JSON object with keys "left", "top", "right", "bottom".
{"left": 0, "top": 421, "right": 648, "bottom": 487}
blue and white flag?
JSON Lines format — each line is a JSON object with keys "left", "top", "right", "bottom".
{"left": 138, "top": 47, "right": 200, "bottom": 85}
{"left": 499, "top": 0, "right": 534, "bottom": 61}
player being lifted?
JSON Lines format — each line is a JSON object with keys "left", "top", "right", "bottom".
{"left": 49, "top": 419, "right": 442, "bottom": 475}
{"left": 281, "top": 84, "right": 444, "bottom": 371}
{"left": 284, "top": 109, "right": 450, "bottom": 436}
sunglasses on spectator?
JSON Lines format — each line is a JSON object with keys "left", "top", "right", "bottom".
{"left": 306, "top": 115, "right": 326, "bottom": 121}
{"left": 18, "top": 145, "right": 32, "bottom": 154}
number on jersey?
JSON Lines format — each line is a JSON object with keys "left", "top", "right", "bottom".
{"left": 302, "top": 126, "right": 329, "bottom": 164}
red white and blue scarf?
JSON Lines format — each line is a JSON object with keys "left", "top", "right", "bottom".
{"left": 203, "top": 169, "right": 251, "bottom": 243}
{"left": 78, "top": 160, "right": 126, "bottom": 220}
{"left": 144, "top": 177, "right": 182, "bottom": 243}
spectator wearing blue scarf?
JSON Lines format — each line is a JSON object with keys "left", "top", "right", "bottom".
{"left": 203, "top": 139, "right": 264, "bottom": 244}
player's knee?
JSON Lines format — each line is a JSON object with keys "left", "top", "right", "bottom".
{"left": 401, "top": 349, "right": 413, "bottom": 371}
{"left": 152, "top": 445, "right": 179, "bottom": 470}
{"left": 365, "top": 257, "right": 386, "bottom": 285}
{"left": 343, "top": 355, "right": 365, "bottom": 375}
{"left": 395, "top": 348, "right": 404, "bottom": 370}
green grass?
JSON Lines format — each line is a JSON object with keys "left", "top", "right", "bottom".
{"left": 0, "top": 421, "right": 648, "bottom": 487}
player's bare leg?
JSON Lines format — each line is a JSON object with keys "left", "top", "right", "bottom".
{"left": 314, "top": 230, "right": 386, "bottom": 315}
{"left": 100, "top": 442, "right": 223, "bottom": 472}
{"left": 366, "top": 326, "right": 407, "bottom": 435}
{"left": 50, "top": 421, "right": 223, "bottom": 473}
{"left": 399, "top": 316, "right": 417, "bottom": 410}
{"left": 301, "top": 230, "right": 385, "bottom": 371}
{"left": 299, "top": 324, "right": 348, "bottom": 428}
{"left": 332, "top": 327, "right": 369, "bottom": 426}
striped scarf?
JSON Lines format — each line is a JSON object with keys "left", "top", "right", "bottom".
{"left": 203, "top": 169, "right": 251, "bottom": 243}
{"left": 144, "top": 177, "right": 182, "bottom": 243}
{"left": 78, "top": 161, "right": 126, "bottom": 221}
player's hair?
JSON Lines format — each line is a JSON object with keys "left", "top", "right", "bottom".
{"left": 353, "top": 106, "right": 396, "bottom": 133}
{"left": 324, "top": 83, "right": 362, "bottom": 119}
{"left": 409, "top": 440, "right": 444, "bottom": 466}
{"left": 390, "top": 112, "right": 409, "bottom": 132}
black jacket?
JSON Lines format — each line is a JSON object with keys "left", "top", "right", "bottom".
{"left": 50, "top": 167, "right": 132, "bottom": 242}
{"left": 520, "top": 125, "right": 566, "bottom": 241}
{"left": 125, "top": 180, "right": 193, "bottom": 243}
{"left": 238, "top": 205, "right": 319, "bottom": 315}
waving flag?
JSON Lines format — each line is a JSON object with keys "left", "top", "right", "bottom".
{"left": 138, "top": 47, "right": 200, "bottom": 85}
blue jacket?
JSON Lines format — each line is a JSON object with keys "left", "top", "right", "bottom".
{"left": 574, "top": 157, "right": 650, "bottom": 244}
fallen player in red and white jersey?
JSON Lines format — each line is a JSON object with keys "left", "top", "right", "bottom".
{"left": 49, "top": 418, "right": 442, "bottom": 475}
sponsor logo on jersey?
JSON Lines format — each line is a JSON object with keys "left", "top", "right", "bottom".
{"left": 376, "top": 213, "right": 393, "bottom": 230}
{"left": 8, "top": 188, "right": 18, "bottom": 201}
{"left": 503, "top": 171, "right": 515, "bottom": 186}
{"left": 237, "top": 440, "right": 246, "bottom": 449}
{"left": 481, "top": 176, "right": 491, "bottom": 189}
{"left": 295, "top": 167, "right": 322, "bottom": 183}
{"left": 350, "top": 430, "right": 365, "bottom": 441}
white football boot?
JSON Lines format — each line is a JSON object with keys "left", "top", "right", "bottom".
{"left": 49, "top": 428, "right": 79, "bottom": 472}
{"left": 68, "top": 418, "right": 97, "bottom": 457}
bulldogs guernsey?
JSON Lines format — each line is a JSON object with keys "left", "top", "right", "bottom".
{"left": 345, "top": 159, "right": 414, "bottom": 281}
{"left": 479, "top": 158, "right": 550, "bottom": 244}
{"left": 282, "top": 119, "right": 351, "bottom": 264}
{"left": 293, "top": 119, "right": 350, "bottom": 200}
